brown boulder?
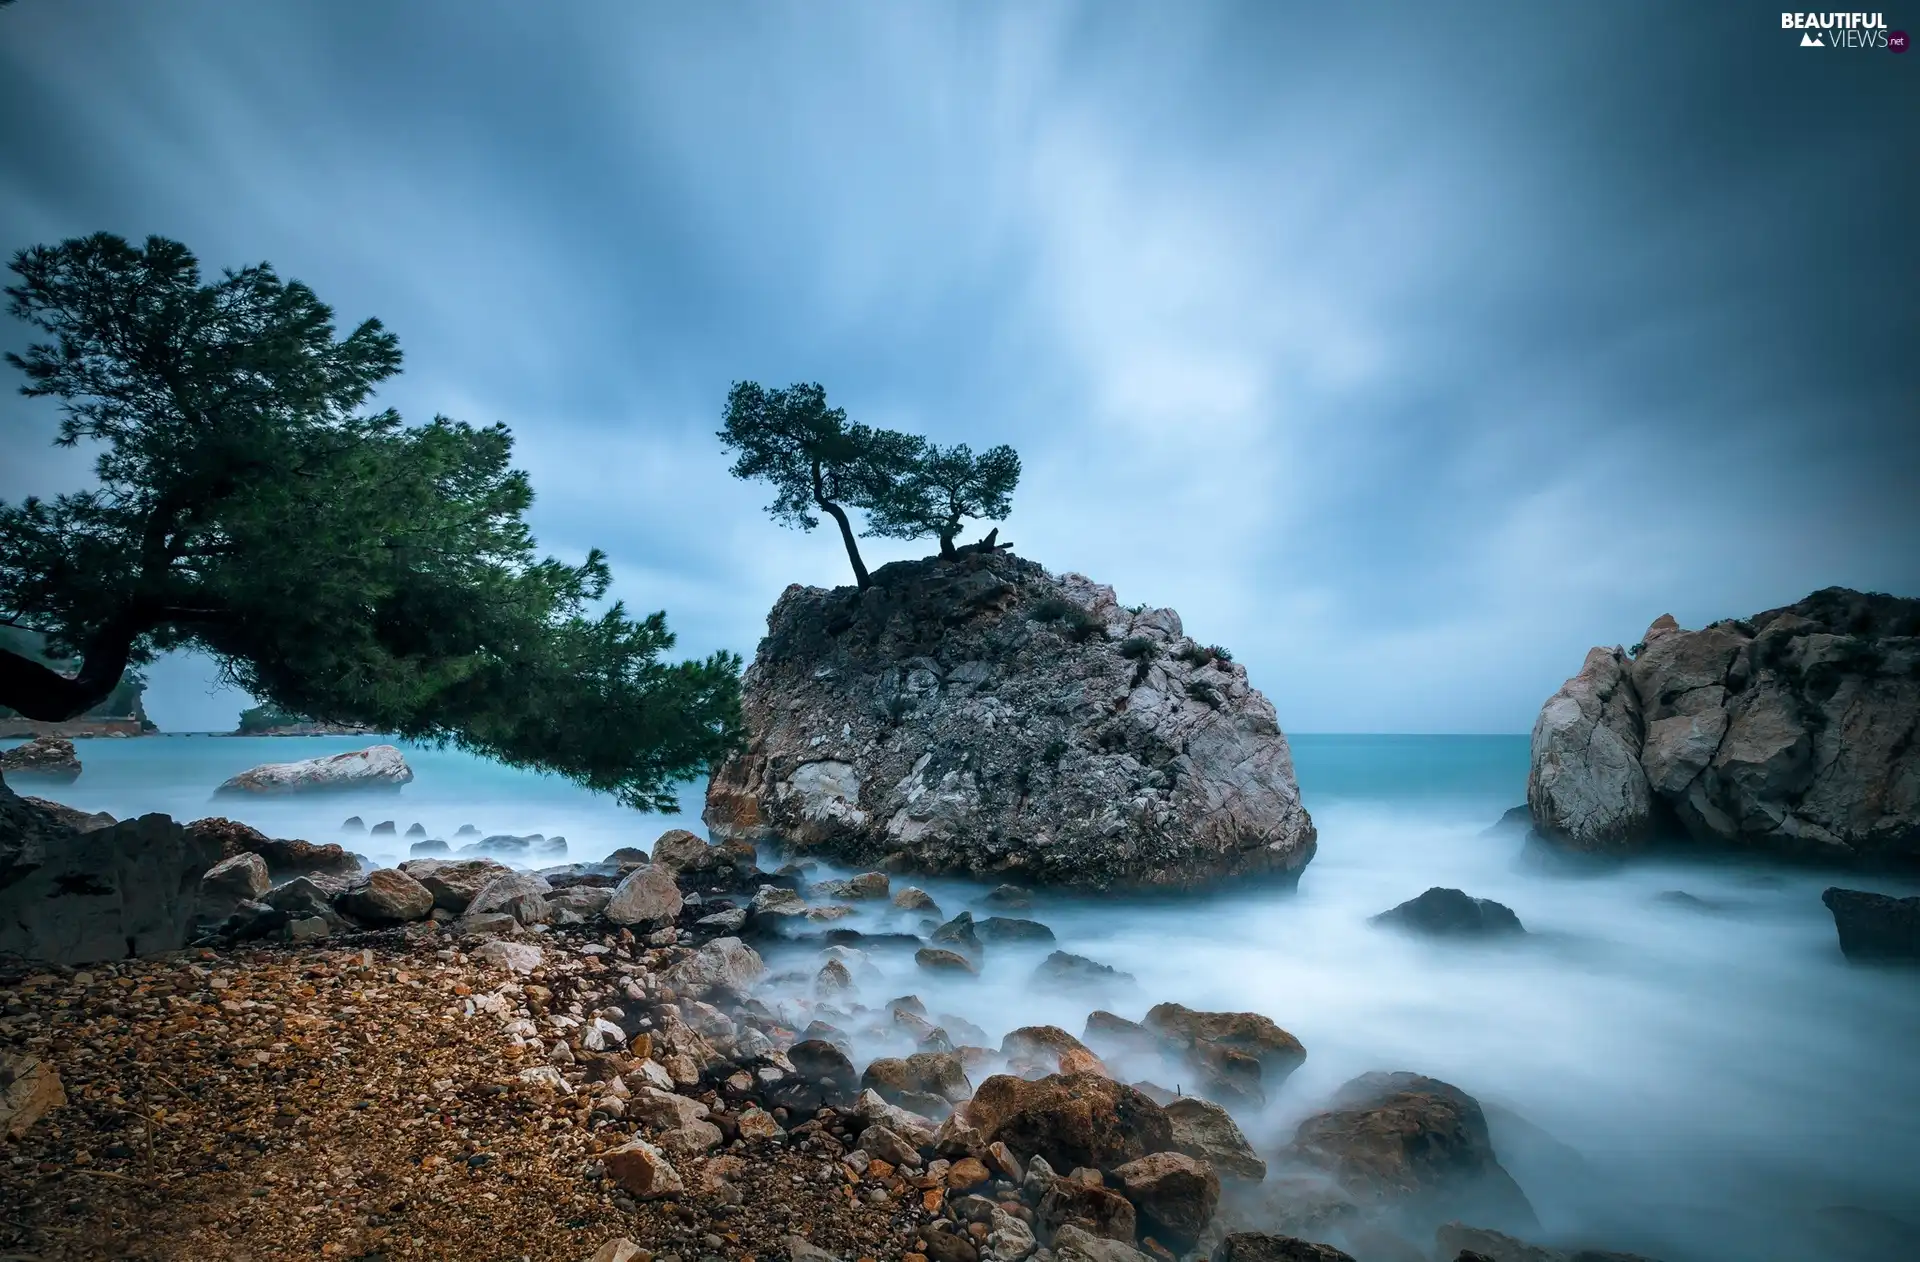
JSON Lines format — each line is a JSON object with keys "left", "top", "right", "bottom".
{"left": 1286, "top": 1073, "right": 1534, "bottom": 1229}
{"left": 340, "top": 867, "right": 434, "bottom": 924}
{"left": 966, "top": 1073, "right": 1173, "bottom": 1174}
{"left": 1111, "top": 1151, "right": 1219, "bottom": 1249}
{"left": 602, "top": 1137, "right": 684, "bottom": 1198}
{"left": 1213, "top": 1234, "right": 1358, "bottom": 1262}
{"left": 0, "top": 736, "right": 81, "bottom": 782}
{"left": 187, "top": 817, "right": 360, "bottom": 877}
{"left": 1038, "top": 1176, "right": 1138, "bottom": 1243}
{"left": 1143, "top": 1003, "right": 1306, "bottom": 1075}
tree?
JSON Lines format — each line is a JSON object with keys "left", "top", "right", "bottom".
{"left": 864, "top": 441, "right": 1020, "bottom": 559}
{"left": 0, "top": 232, "right": 741, "bottom": 810}
{"left": 717, "top": 380, "right": 919, "bottom": 589}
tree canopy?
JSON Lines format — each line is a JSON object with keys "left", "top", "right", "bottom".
{"left": 719, "top": 380, "right": 1020, "bottom": 583}
{"left": 0, "top": 232, "right": 741, "bottom": 809}
{"left": 864, "top": 441, "right": 1021, "bottom": 559}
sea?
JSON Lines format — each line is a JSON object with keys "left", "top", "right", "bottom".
{"left": 6, "top": 731, "right": 1918, "bottom": 1262}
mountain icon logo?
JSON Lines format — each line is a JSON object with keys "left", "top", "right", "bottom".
{"left": 1799, "top": 31, "right": 1824, "bottom": 46}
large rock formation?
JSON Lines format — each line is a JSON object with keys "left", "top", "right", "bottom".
{"left": 215, "top": 743, "right": 414, "bottom": 795}
{"left": 0, "top": 774, "right": 223, "bottom": 965}
{"left": 1528, "top": 589, "right": 1920, "bottom": 864}
{"left": 0, "top": 736, "right": 82, "bottom": 783}
{"left": 704, "top": 553, "right": 1316, "bottom": 889}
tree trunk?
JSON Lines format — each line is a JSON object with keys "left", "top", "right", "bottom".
{"left": 819, "top": 500, "right": 870, "bottom": 589}
{"left": 938, "top": 532, "right": 958, "bottom": 560}
{"left": 0, "top": 641, "right": 130, "bottom": 722}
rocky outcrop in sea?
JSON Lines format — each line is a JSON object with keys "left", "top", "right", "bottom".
{"left": 703, "top": 552, "right": 1317, "bottom": 890}
{"left": 0, "top": 736, "right": 82, "bottom": 783}
{"left": 1528, "top": 588, "right": 1920, "bottom": 864}
{"left": 214, "top": 743, "right": 415, "bottom": 795}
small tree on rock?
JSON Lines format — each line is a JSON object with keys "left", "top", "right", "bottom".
{"left": 864, "top": 441, "right": 1020, "bottom": 559}
{"left": 717, "top": 381, "right": 919, "bottom": 589}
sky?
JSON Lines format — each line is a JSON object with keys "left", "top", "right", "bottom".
{"left": 0, "top": 1, "right": 1915, "bottom": 734}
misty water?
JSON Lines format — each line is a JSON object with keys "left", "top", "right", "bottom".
{"left": 12, "top": 732, "right": 1919, "bottom": 1262}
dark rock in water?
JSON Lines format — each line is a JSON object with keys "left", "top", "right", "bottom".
{"left": 1287, "top": 1072, "right": 1536, "bottom": 1232}
{"left": 404, "top": 822, "right": 426, "bottom": 837}
{"left": 1144, "top": 1002, "right": 1307, "bottom": 1078}
{"left": 0, "top": 778, "right": 223, "bottom": 965}
{"left": 536, "top": 862, "right": 623, "bottom": 889}
{"left": 341, "top": 816, "right": 365, "bottom": 832}
{"left": 455, "top": 823, "right": 479, "bottom": 837}
{"left": 1111, "top": 1151, "right": 1220, "bottom": 1251}
{"left": 1484, "top": 805, "right": 1533, "bottom": 837}
{"left": 1083, "top": 1010, "right": 1162, "bottom": 1059}
{"left": 409, "top": 838, "right": 450, "bottom": 857}
{"left": 916, "top": 947, "right": 978, "bottom": 976}
{"left": 1653, "top": 889, "right": 1723, "bottom": 911}
{"left": 1371, "top": 888, "right": 1526, "bottom": 938}
{"left": 983, "top": 883, "right": 1033, "bottom": 909}
{"left": 930, "top": 911, "right": 983, "bottom": 957}
{"left": 1214, "top": 1233, "right": 1359, "bottom": 1262}
{"left": 701, "top": 551, "right": 1316, "bottom": 890}
{"left": 1528, "top": 589, "right": 1920, "bottom": 863}
{"left": 1436, "top": 1222, "right": 1665, "bottom": 1262}
{"left": 1032, "top": 951, "right": 1135, "bottom": 992}
{"left": 0, "top": 736, "right": 82, "bottom": 783}
{"left": 1821, "top": 887, "right": 1920, "bottom": 961}
{"left": 977, "top": 916, "right": 1055, "bottom": 943}
{"left": 604, "top": 846, "right": 650, "bottom": 870}
{"left": 371, "top": 820, "right": 397, "bottom": 836}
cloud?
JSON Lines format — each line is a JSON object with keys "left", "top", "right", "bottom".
{"left": 0, "top": 0, "right": 1913, "bottom": 734}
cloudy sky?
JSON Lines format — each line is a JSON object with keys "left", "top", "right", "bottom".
{"left": 1, "top": 1, "right": 1914, "bottom": 733}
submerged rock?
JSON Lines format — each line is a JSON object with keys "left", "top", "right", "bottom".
{"left": 1821, "top": 887, "right": 1920, "bottom": 961}
{"left": 214, "top": 743, "right": 414, "bottom": 795}
{"left": 702, "top": 552, "right": 1316, "bottom": 890}
{"left": 1213, "top": 1235, "right": 1358, "bottom": 1262}
{"left": 1528, "top": 590, "right": 1920, "bottom": 863}
{"left": 1371, "top": 888, "right": 1525, "bottom": 938}
{"left": 0, "top": 736, "right": 82, "bottom": 782}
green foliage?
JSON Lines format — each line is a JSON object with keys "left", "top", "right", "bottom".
{"left": 0, "top": 232, "right": 741, "bottom": 809}
{"left": 863, "top": 441, "right": 1019, "bottom": 558}
{"left": 236, "top": 702, "right": 303, "bottom": 733}
{"left": 718, "top": 381, "right": 920, "bottom": 588}
{"left": 1119, "top": 634, "right": 1158, "bottom": 685}
{"left": 1628, "top": 641, "right": 1646, "bottom": 658}
{"left": 1186, "top": 679, "right": 1222, "bottom": 708}
{"left": 1041, "top": 737, "right": 1068, "bottom": 764}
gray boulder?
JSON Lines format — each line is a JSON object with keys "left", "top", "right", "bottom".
{"left": 1821, "top": 887, "right": 1920, "bottom": 961}
{"left": 199, "top": 851, "right": 271, "bottom": 918}
{"left": 1371, "top": 888, "right": 1525, "bottom": 938}
{"left": 605, "top": 865, "right": 683, "bottom": 926}
{"left": 464, "top": 870, "right": 554, "bottom": 925}
{"left": 702, "top": 552, "right": 1316, "bottom": 890}
{"left": 0, "top": 780, "right": 223, "bottom": 965}
{"left": 0, "top": 737, "right": 82, "bottom": 783}
{"left": 1529, "top": 589, "right": 1920, "bottom": 863}
{"left": 340, "top": 867, "right": 435, "bottom": 924}
{"left": 397, "top": 856, "right": 511, "bottom": 914}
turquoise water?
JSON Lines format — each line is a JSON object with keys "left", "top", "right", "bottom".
{"left": 7, "top": 731, "right": 1916, "bottom": 1262}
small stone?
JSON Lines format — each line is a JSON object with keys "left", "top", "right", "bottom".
{"left": 1, "top": 1053, "right": 66, "bottom": 1139}
{"left": 472, "top": 940, "right": 544, "bottom": 974}
{"left": 590, "top": 1240, "right": 653, "bottom": 1262}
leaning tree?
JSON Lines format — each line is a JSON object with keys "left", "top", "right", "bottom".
{"left": 863, "top": 440, "right": 1020, "bottom": 559}
{"left": 717, "top": 380, "right": 921, "bottom": 589}
{"left": 0, "top": 232, "right": 741, "bottom": 809}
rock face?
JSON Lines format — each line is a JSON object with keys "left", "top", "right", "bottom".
{"left": 703, "top": 553, "right": 1316, "bottom": 890}
{"left": 1821, "top": 887, "right": 1920, "bottom": 961}
{"left": 215, "top": 743, "right": 414, "bottom": 795}
{"left": 1529, "top": 589, "right": 1920, "bottom": 863}
{"left": 0, "top": 778, "right": 223, "bottom": 965}
{"left": 0, "top": 736, "right": 82, "bottom": 782}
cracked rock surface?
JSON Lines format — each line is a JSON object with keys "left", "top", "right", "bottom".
{"left": 704, "top": 552, "right": 1316, "bottom": 891}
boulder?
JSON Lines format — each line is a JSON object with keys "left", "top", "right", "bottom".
{"left": 0, "top": 786, "right": 223, "bottom": 965}
{"left": 1213, "top": 1234, "right": 1359, "bottom": 1262}
{"left": 263, "top": 875, "right": 349, "bottom": 923}
{"left": 472, "top": 939, "right": 543, "bottom": 974}
{"left": 963, "top": 1072, "right": 1173, "bottom": 1174}
{"left": 931, "top": 911, "right": 984, "bottom": 956}
{"left": 1821, "top": 887, "right": 1920, "bottom": 961}
{"left": 1052, "top": 1225, "right": 1151, "bottom": 1262}
{"left": 1002, "top": 1025, "right": 1095, "bottom": 1075}
{"left": 20, "top": 797, "right": 114, "bottom": 832}
{"left": 601, "top": 1137, "right": 683, "bottom": 1198}
{"left": 1038, "top": 1176, "right": 1137, "bottom": 1243}
{"left": 701, "top": 553, "right": 1316, "bottom": 890}
{"left": 1143, "top": 1003, "right": 1307, "bottom": 1082}
{"left": 1371, "top": 889, "right": 1525, "bottom": 938}
{"left": 1111, "top": 1151, "right": 1220, "bottom": 1250}
{"left": 465, "top": 871, "right": 554, "bottom": 925}
{"left": 1526, "top": 647, "right": 1652, "bottom": 853}
{"left": 916, "top": 947, "right": 979, "bottom": 976}
{"left": 1529, "top": 590, "right": 1920, "bottom": 862}
{"left": 409, "top": 838, "right": 450, "bottom": 857}
{"left": 1285, "top": 1073, "right": 1534, "bottom": 1230}
{"left": 0, "top": 736, "right": 81, "bottom": 782}
{"left": 650, "top": 828, "right": 714, "bottom": 871}
{"left": 893, "top": 886, "right": 941, "bottom": 913}
{"left": 339, "top": 867, "right": 434, "bottom": 924}
{"left": 663, "top": 937, "right": 765, "bottom": 997}
{"left": 606, "top": 865, "right": 684, "bottom": 926}
{"left": 1165, "top": 1095, "right": 1267, "bottom": 1180}
{"left": 398, "top": 856, "right": 513, "bottom": 913}
{"left": 548, "top": 886, "right": 614, "bottom": 922}
{"left": 862, "top": 1052, "right": 973, "bottom": 1111}
{"left": 185, "top": 818, "right": 361, "bottom": 878}
{"left": 198, "top": 851, "right": 271, "bottom": 917}
{"left": 1033, "top": 951, "right": 1135, "bottom": 992}
{"left": 978, "top": 916, "right": 1056, "bottom": 943}
{"left": 214, "top": 743, "right": 414, "bottom": 795}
